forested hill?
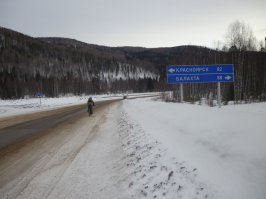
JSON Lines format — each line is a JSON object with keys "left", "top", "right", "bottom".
{"left": 1, "top": 27, "right": 266, "bottom": 102}
{"left": 0, "top": 27, "right": 159, "bottom": 98}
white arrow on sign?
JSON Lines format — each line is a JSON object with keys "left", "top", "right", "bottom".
{"left": 168, "top": 68, "right": 175, "bottom": 73}
{"left": 225, "top": 75, "right": 232, "bottom": 80}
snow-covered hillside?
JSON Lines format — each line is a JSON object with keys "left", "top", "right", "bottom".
{"left": 101, "top": 63, "right": 158, "bottom": 82}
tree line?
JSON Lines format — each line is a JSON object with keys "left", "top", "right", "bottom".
{"left": 0, "top": 23, "right": 266, "bottom": 103}
{"left": 0, "top": 27, "right": 159, "bottom": 98}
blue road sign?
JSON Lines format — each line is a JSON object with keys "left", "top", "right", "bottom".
{"left": 37, "top": 91, "right": 43, "bottom": 97}
{"left": 167, "top": 64, "right": 234, "bottom": 83}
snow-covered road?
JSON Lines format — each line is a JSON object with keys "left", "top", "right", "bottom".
{"left": 0, "top": 98, "right": 211, "bottom": 199}
{"left": 1, "top": 97, "right": 265, "bottom": 199}
{"left": 0, "top": 101, "right": 125, "bottom": 199}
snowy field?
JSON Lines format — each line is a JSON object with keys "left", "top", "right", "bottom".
{"left": 122, "top": 98, "right": 266, "bottom": 199}
{"left": 1, "top": 95, "right": 265, "bottom": 199}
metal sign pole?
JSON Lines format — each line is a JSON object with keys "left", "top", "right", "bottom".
{"left": 180, "top": 83, "right": 183, "bottom": 103}
{"left": 37, "top": 91, "right": 43, "bottom": 105}
{"left": 217, "top": 82, "right": 221, "bottom": 108}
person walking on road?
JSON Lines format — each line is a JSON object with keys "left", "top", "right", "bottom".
{"left": 87, "top": 97, "right": 95, "bottom": 116}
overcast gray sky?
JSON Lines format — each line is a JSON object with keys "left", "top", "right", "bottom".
{"left": 0, "top": 0, "right": 265, "bottom": 48}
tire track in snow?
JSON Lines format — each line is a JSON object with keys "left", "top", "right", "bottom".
{"left": 46, "top": 102, "right": 128, "bottom": 199}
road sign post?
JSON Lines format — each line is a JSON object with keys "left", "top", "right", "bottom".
{"left": 37, "top": 91, "right": 43, "bottom": 105}
{"left": 167, "top": 64, "right": 234, "bottom": 107}
{"left": 217, "top": 82, "right": 221, "bottom": 108}
{"left": 180, "top": 83, "right": 183, "bottom": 103}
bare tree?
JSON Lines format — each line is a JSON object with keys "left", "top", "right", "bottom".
{"left": 226, "top": 20, "right": 258, "bottom": 51}
{"left": 259, "top": 39, "right": 265, "bottom": 52}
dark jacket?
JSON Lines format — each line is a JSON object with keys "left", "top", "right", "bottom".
{"left": 87, "top": 99, "right": 95, "bottom": 107}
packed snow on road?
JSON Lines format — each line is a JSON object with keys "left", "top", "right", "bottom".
{"left": 0, "top": 96, "right": 265, "bottom": 199}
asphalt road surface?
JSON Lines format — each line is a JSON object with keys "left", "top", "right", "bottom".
{"left": 0, "top": 95, "right": 160, "bottom": 199}
{"left": 0, "top": 100, "right": 119, "bottom": 149}
{"left": 0, "top": 99, "right": 122, "bottom": 199}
